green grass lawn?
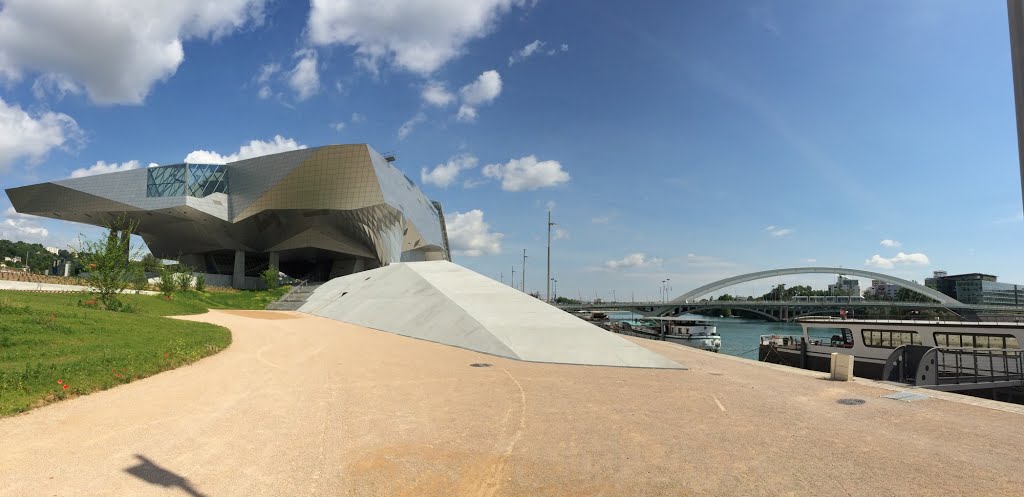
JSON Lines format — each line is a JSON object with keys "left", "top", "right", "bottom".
{"left": 0, "top": 286, "right": 290, "bottom": 416}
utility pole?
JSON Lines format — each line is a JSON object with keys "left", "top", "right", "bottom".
{"left": 511, "top": 266, "right": 515, "bottom": 289}
{"left": 500, "top": 272, "right": 503, "bottom": 285}
{"left": 546, "top": 210, "right": 556, "bottom": 302}
{"left": 521, "top": 249, "right": 527, "bottom": 293}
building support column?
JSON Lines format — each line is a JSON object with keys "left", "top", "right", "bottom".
{"left": 269, "top": 251, "right": 279, "bottom": 270}
{"left": 233, "top": 250, "right": 245, "bottom": 289}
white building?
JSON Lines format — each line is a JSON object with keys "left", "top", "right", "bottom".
{"left": 45, "top": 246, "right": 59, "bottom": 255}
{"left": 866, "top": 279, "right": 900, "bottom": 299}
{"left": 828, "top": 276, "right": 861, "bottom": 297}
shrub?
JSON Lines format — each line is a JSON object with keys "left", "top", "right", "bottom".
{"left": 174, "top": 270, "right": 193, "bottom": 292}
{"left": 130, "top": 264, "right": 149, "bottom": 293}
{"left": 194, "top": 274, "right": 205, "bottom": 292}
{"left": 155, "top": 264, "right": 176, "bottom": 297}
{"left": 260, "top": 265, "right": 279, "bottom": 290}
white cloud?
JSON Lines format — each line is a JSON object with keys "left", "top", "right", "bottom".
{"left": 288, "top": 49, "right": 320, "bottom": 101}
{"left": 508, "top": 39, "right": 543, "bottom": 65}
{"left": 0, "top": 97, "right": 82, "bottom": 170}
{"left": 308, "top": 0, "right": 526, "bottom": 75}
{"left": 455, "top": 70, "right": 502, "bottom": 121}
{"left": 604, "top": 253, "right": 663, "bottom": 270}
{"left": 481, "top": 155, "right": 570, "bottom": 191}
{"left": 459, "top": 69, "right": 502, "bottom": 104}
{"left": 184, "top": 135, "right": 306, "bottom": 164}
{"left": 420, "top": 153, "right": 477, "bottom": 188}
{"left": 256, "top": 62, "right": 279, "bottom": 84}
{"left": 421, "top": 81, "right": 455, "bottom": 106}
{"left": 0, "top": 0, "right": 267, "bottom": 104}
{"left": 765, "top": 225, "right": 793, "bottom": 237}
{"left": 552, "top": 227, "right": 568, "bottom": 240}
{"left": 447, "top": 209, "right": 503, "bottom": 256}
{"left": 545, "top": 200, "right": 556, "bottom": 211}
{"left": 1, "top": 217, "right": 48, "bottom": 241}
{"left": 864, "top": 252, "right": 930, "bottom": 269}
{"left": 804, "top": 258, "right": 817, "bottom": 263}
{"left": 31, "top": 73, "right": 81, "bottom": 100}
{"left": 456, "top": 104, "right": 478, "bottom": 122}
{"left": 880, "top": 239, "right": 902, "bottom": 248}
{"left": 257, "top": 86, "right": 272, "bottom": 99}
{"left": 351, "top": 112, "right": 365, "bottom": 123}
{"left": 70, "top": 160, "right": 141, "bottom": 178}
{"left": 331, "top": 122, "right": 345, "bottom": 132}
{"left": 592, "top": 216, "right": 610, "bottom": 225}
{"left": 560, "top": 43, "right": 569, "bottom": 52}
{"left": 397, "top": 112, "right": 426, "bottom": 140}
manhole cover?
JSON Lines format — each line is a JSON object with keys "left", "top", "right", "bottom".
{"left": 837, "top": 398, "right": 866, "bottom": 406}
{"left": 470, "top": 363, "right": 492, "bottom": 368}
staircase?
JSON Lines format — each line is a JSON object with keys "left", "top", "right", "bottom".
{"left": 265, "top": 283, "right": 322, "bottom": 311}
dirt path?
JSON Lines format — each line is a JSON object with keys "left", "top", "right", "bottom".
{"left": 3, "top": 310, "right": 1023, "bottom": 496}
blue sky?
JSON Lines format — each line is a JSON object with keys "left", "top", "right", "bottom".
{"left": 1, "top": 0, "right": 1022, "bottom": 300}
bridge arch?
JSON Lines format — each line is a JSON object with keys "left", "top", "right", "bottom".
{"left": 671, "top": 266, "right": 960, "bottom": 305}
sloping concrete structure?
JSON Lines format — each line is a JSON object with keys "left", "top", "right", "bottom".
{"left": 299, "top": 261, "right": 683, "bottom": 368}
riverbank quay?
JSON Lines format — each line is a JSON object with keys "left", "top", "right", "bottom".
{"left": 2, "top": 310, "right": 1023, "bottom": 496}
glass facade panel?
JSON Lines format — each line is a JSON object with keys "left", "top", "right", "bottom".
{"left": 147, "top": 164, "right": 186, "bottom": 197}
{"left": 147, "top": 163, "right": 227, "bottom": 198}
{"left": 186, "top": 164, "right": 228, "bottom": 198}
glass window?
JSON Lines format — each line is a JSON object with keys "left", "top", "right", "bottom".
{"left": 862, "top": 329, "right": 921, "bottom": 348}
{"left": 934, "top": 332, "right": 1019, "bottom": 349}
{"left": 147, "top": 165, "right": 186, "bottom": 197}
{"left": 146, "top": 163, "right": 227, "bottom": 198}
{"left": 186, "top": 164, "right": 228, "bottom": 198}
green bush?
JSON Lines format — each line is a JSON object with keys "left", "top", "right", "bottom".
{"left": 260, "top": 265, "right": 279, "bottom": 290}
{"left": 156, "top": 264, "right": 176, "bottom": 297}
{"left": 174, "top": 270, "right": 193, "bottom": 292}
{"left": 194, "top": 274, "right": 205, "bottom": 292}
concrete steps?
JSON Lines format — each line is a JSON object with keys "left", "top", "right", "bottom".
{"left": 266, "top": 283, "right": 322, "bottom": 311}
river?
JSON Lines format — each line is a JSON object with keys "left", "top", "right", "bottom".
{"left": 605, "top": 311, "right": 825, "bottom": 359}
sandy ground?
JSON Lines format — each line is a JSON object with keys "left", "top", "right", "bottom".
{"left": 3, "top": 310, "right": 1024, "bottom": 497}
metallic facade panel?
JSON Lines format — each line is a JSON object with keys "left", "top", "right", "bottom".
{"left": 4, "top": 143, "right": 450, "bottom": 277}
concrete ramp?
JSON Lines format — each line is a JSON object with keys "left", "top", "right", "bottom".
{"left": 299, "top": 261, "right": 683, "bottom": 369}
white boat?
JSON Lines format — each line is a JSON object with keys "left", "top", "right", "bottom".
{"left": 760, "top": 317, "right": 1024, "bottom": 387}
{"left": 623, "top": 317, "right": 721, "bottom": 352}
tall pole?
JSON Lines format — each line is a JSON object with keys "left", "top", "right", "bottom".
{"left": 1007, "top": 0, "right": 1024, "bottom": 213}
{"left": 546, "top": 211, "right": 556, "bottom": 302}
{"left": 521, "top": 249, "right": 527, "bottom": 293}
{"left": 511, "top": 266, "right": 515, "bottom": 288}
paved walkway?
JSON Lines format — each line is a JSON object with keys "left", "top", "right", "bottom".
{"left": 3, "top": 310, "right": 1024, "bottom": 496}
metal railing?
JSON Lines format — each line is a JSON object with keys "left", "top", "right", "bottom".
{"left": 884, "top": 345, "right": 1024, "bottom": 391}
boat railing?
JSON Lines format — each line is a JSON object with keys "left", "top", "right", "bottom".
{"left": 883, "top": 345, "right": 1024, "bottom": 391}
{"left": 759, "top": 334, "right": 804, "bottom": 350}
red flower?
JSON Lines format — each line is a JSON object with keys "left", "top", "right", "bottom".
{"left": 115, "top": 373, "right": 121, "bottom": 378}
{"left": 62, "top": 384, "right": 68, "bottom": 390}
{"left": 57, "top": 379, "right": 63, "bottom": 384}
{"left": 111, "top": 368, "right": 115, "bottom": 373}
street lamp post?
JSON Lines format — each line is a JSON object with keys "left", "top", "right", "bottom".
{"left": 546, "top": 211, "right": 556, "bottom": 302}
{"left": 551, "top": 278, "right": 558, "bottom": 301}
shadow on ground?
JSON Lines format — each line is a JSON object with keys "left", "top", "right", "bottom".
{"left": 124, "top": 454, "right": 209, "bottom": 497}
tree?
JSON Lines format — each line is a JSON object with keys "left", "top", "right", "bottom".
{"left": 77, "top": 216, "right": 143, "bottom": 310}
{"left": 718, "top": 294, "right": 735, "bottom": 301}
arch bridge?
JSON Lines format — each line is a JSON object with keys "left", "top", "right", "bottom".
{"left": 670, "top": 266, "right": 959, "bottom": 305}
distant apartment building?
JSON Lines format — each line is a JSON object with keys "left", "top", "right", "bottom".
{"left": 865, "top": 279, "right": 900, "bottom": 299}
{"left": 925, "top": 271, "right": 1024, "bottom": 306}
{"left": 44, "top": 246, "right": 59, "bottom": 255}
{"left": 828, "top": 276, "right": 861, "bottom": 296}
